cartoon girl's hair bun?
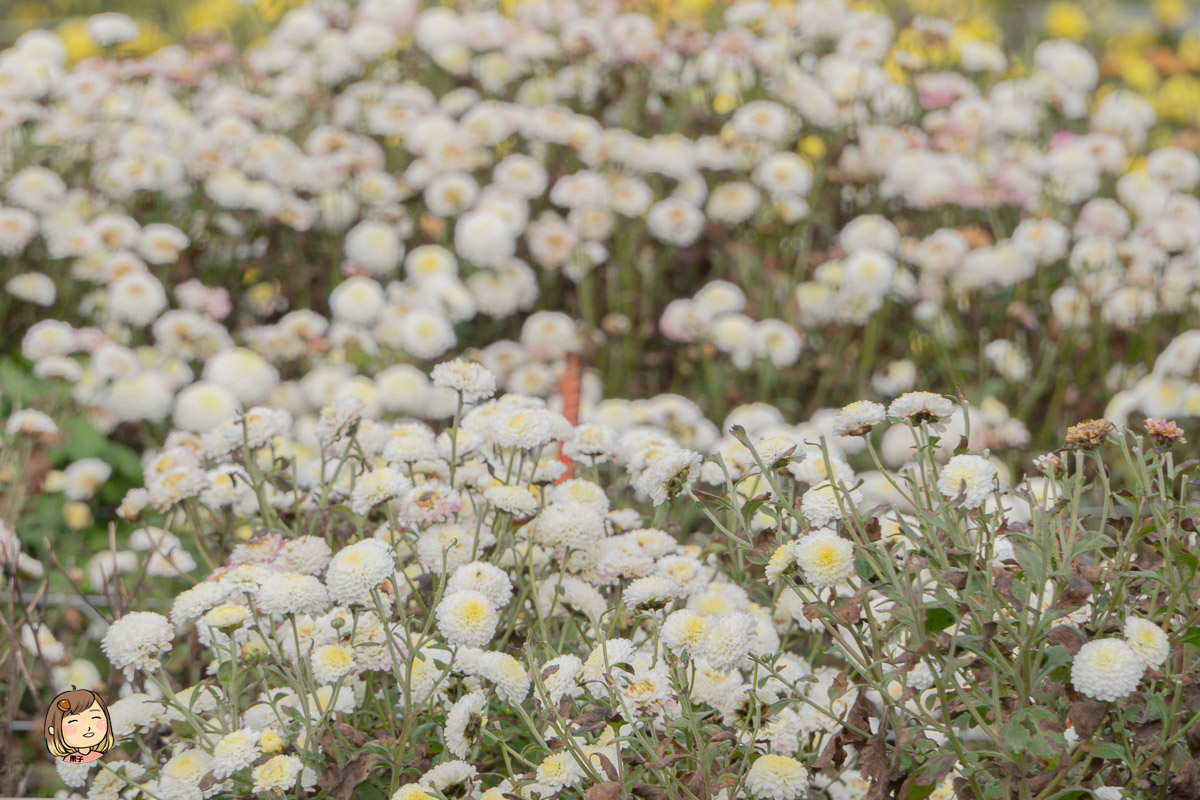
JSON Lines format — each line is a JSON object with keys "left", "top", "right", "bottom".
{"left": 57, "top": 699, "right": 71, "bottom": 711}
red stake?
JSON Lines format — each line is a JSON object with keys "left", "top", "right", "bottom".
{"left": 554, "top": 351, "right": 583, "bottom": 485}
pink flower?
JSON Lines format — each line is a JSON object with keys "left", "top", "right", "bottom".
{"left": 399, "top": 483, "right": 464, "bottom": 528}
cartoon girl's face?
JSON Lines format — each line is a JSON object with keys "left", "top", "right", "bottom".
{"left": 60, "top": 702, "right": 107, "bottom": 750}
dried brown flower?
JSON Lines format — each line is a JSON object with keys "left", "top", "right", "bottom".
{"left": 1144, "top": 417, "right": 1186, "bottom": 446}
{"left": 1032, "top": 453, "right": 1064, "bottom": 473}
{"left": 1065, "top": 419, "right": 1114, "bottom": 449}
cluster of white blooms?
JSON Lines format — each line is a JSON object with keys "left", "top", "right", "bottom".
{"left": 660, "top": 280, "right": 803, "bottom": 370}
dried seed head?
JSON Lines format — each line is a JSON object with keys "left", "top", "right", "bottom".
{"left": 1144, "top": 417, "right": 1186, "bottom": 446}
{"left": 1065, "top": 419, "right": 1114, "bottom": 449}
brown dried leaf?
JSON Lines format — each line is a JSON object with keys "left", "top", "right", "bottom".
{"left": 1168, "top": 750, "right": 1200, "bottom": 799}
{"left": 318, "top": 752, "right": 383, "bottom": 799}
{"left": 863, "top": 516, "right": 881, "bottom": 543}
{"left": 1067, "top": 700, "right": 1108, "bottom": 739}
{"left": 836, "top": 586, "right": 873, "bottom": 626}
{"left": 812, "top": 730, "right": 848, "bottom": 770}
{"left": 1046, "top": 626, "right": 1085, "bottom": 655}
{"left": 573, "top": 707, "right": 616, "bottom": 734}
{"left": 585, "top": 782, "right": 624, "bottom": 800}
{"left": 594, "top": 752, "right": 621, "bottom": 783}
{"left": 945, "top": 571, "right": 968, "bottom": 591}
{"left": 632, "top": 784, "right": 671, "bottom": 800}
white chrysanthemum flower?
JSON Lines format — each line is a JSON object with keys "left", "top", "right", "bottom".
{"left": 937, "top": 455, "right": 996, "bottom": 509}
{"left": 345, "top": 220, "right": 403, "bottom": 276}
{"left": 436, "top": 590, "right": 499, "bottom": 647}
{"left": 1123, "top": 617, "right": 1169, "bottom": 669}
{"left": 481, "top": 651, "right": 530, "bottom": 704}
{"left": 86, "top": 760, "right": 145, "bottom": 800}
{"left": 887, "top": 391, "right": 955, "bottom": 429}
{"left": 455, "top": 209, "right": 516, "bottom": 268}
{"left": 309, "top": 643, "right": 355, "bottom": 685}
{"left": 703, "top": 612, "right": 758, "bottom": 671}
{"left": 833, "top": 401, "right": 887, "bottom": 437}
{"left": 350, "top": 467, "right": 410, "bottom": 515}
{"left": 159, "top": 747, "right": 212, "bottom": 799}
{"left": 635, "top": 448, "right": 702, "bottom": 506}
{"left": 101, "top": 612, "right": 173, "bottom": 676}
{"left": 85, "top": 12, "right": 139, "bottom": 45}
{"left": 800, "top": 484, "right": 862, "bottom": 528}
{"left": 448, "top": 562, "right": 513, "bottom": 608}
{"left": 173, "top": 382, "right": 240, "bottom": 433}
{"left": 563, "top": 424, "right": 618, "bottom": 463}
{"left": 533, "top": 501, "right": 605, "bottom": 550}
{"left": 661, "top": 609, "right": 713, "bottom": 654}
{"left": 6, "top": 272, "right": 55, "bottom": 306}
{"left": 211, "top": 728, "right": 261, "bottom": 778}
{"left": 535, "top": 752, "right": 583, "bottom": 793}
{"left": 251, "top": 754, "right": 303, "bottom": 792}
{"left": 391, "top": 785, "right": 438, "bottom": 800}
{"left": 793, "top": 529, "right": 855, "bottom": 588}
{"left": 432, "top": 359, "right": 496, "bottom": 402}
{"left": 256, "top": 573, "right": 330, "bottom": 618}
{"left": 6, "top": 409, "right": 58, "bottom": 437}
{"left": 330, "top": 276, "right": 386, "bottom": 325}
{"left": 203, "top": 348, "right": 279, "bottom": 406}
{"left": 56, "top": 755, "right": 95, "bottom": 787}
{"left": 539, "top": 654, "right": 583, "bottom": 704}
{"left": 746, "top": 754, "right": 809, "bottom": 800}
{"left": 444, "top": 690, "right": 487, "bottom": 758}
{"left": 624, "top": 575, "right": 683, "bottom": 611}
{"left": 581, "top": 638, "right": 637, "bottom": 683}
{"left": 108, "top": 272, "right": 167, "bottom": 327}
{"left": 422, "top": 760, "right": 478, "bottom": 792}
{"left": 491, "top": 407, "right": 556, "bottom": 449}
{"left": 765, "top": 541, "right": 797, "bottom": 584}
{"left": 484, "top": 484, "right": 538, "bottom": 516}
{"left": 1071, "top": 639, "right": 1144, "bottom": 701}
{"left": 325, "top": 539, "right": 395, "bottom": 605}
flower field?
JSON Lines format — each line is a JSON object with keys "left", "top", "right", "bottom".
{"left": 4, "top": 0, "right": 1200, "bottom": 798}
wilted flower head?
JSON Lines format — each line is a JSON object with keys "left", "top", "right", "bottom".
{"left": 1144, "top": 418, "right": 1185, "bottom": 446}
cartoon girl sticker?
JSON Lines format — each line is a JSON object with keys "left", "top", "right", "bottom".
{"left": 44, "top": 687, "right": 113, "bottom": 764}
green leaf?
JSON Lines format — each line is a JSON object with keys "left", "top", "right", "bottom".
{"left": 1087, "top": 741, "right": 1125, "bottom": 760}
{"left": 1169, "top": 544, "right": 1199, "bottom": 573}
{"left": 924, "top": 607, "right": 955, "bottom": 634}
{"left": 0, "top": 356, "right": 45, "bottom": 405}
{"left": 904, "top": 783, "right": 937, "bottom": 800}
{"left": 48, "top": 415, "right": 142, "bottom": 484}
{"left": 1178, "top": 626, "right": 1200, "bottom": 647}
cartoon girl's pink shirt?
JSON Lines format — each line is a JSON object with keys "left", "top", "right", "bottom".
{"left": 63, "top": 750, "right": 103, "bottom": 764}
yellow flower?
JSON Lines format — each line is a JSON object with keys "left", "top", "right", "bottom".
{"left": 1154, "top": 75, "right": 1200, "bottom": 123}
{"left": 1181, "top": 30, "right": 1200, "bottom": 70}
{"left": 1044, "top": 2, "right": 1089, "bottom": 40}
{"left": 1118, "top": 54, "right": 1159, "bottom": 93}
{"left": 260, "top": 728, "right": 284, "bottom": 754}
{"left": 713, "top": 91, "right": 739, "bottom": 115}
{"left": 258, "top": 0, "right": 303, "bottom": 22}
{"left": 125, "top": 21, "right": 170, "bottom": 56}
{"left": 1153, "top": 0, "right": 1189, "bottom": 28}
{"left": 56, "top": 18, "right": 102, "bottom": 64}
{"left": 63, "top": 502, "right": 93, "bottom": 530}
{"left": 186, "top": 0, "right": 243, "bottom": 33}
{"left": 799, "top": 136, "right": 827, "bottom": 161}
